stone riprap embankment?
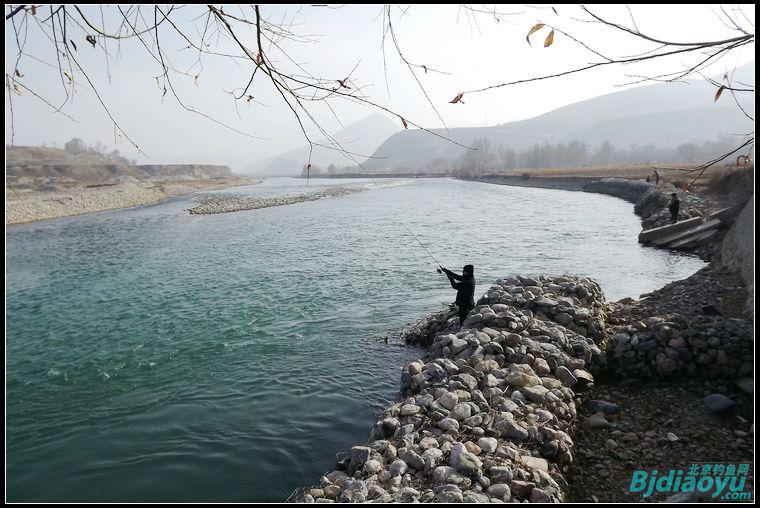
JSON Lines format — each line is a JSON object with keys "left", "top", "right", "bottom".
{"left": 605, "top": 313, "right": 753, "bottom": 378}
{"left": 473, "top": 175, "right": 591, "bottom": 192}
{"left": 583, "top": 178, "right": 711, "bottom": 231}
{"left": 187, "top": 185, "right": 364, "bottom": 215}
{"left": 299, "top": 275, "right": 607, "bottom": 503}
{"left": 584, "top": 179, "right": 736, "bottom": 256}
{"left": 583, "top": 178, "right": 652, "bottom": 204}
{"left": 6, "top": 183, "right": 167, "bottom": 224}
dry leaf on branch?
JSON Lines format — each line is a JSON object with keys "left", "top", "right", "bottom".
{"left": 714, "top": 85, "right": 726, "bottom": 102}
{"left": 526, "top": 23, "right": 545, "bottom": 45}
{"left": 544, "top": 30, "right": 555, "bottom": 47}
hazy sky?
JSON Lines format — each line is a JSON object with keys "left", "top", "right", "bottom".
{"left": 4, "top": 4, "right": 755, "bottom": 169}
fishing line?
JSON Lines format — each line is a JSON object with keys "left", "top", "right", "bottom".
{"left": 400, "top": 221, "right": 442, "bottom": 270}
{"left": 356, "top": 172, "right": 445, "bottom": 272}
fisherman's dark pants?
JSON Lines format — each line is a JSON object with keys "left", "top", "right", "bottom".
{"left": 671, "top": 211, "right": 679, "bottom": 223}
{"left": 459, "top": 305, "right": 473, "bottom": 326}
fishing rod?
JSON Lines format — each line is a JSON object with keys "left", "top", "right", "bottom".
{"left": 350, "top": 172, "right": 445, "bottom": 274}
{"left": 400, "top": 222, "right": 444, "bottom": 273}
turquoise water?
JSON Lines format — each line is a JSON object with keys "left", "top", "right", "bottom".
{"left": 5, "top": 178, "right": 705, "bottom": 501}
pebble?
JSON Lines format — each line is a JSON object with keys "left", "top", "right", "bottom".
{"left": 438, "top": 418, "right": 460, "bottom": 432}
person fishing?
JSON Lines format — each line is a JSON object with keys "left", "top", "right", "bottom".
{"left": 400, "top": 223, "right": 475, "bottom": 326}
{"left": 438, "top": 265, "right": 476, "bottom": 327}
{"left": 668, "top": 192, "right": 680, "bottom": 223}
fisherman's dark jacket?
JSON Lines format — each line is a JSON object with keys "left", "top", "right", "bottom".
{"left": 446, "top": 270, "right": 476, "bottom": 309}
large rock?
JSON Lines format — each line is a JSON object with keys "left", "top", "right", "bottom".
{"left": 702, "top": 394, "right": 736, "bottom": 417}
{"left": 349, "top": 446, "right": 371, "bottom": 474}
{"left": 585, "top": 400, "right": 619, "bottom": 414}
{"left": 583, "top": 412, "right": 611, "bottom": 430}
{"left": 450, "top": 442, "right": 482, "bottom": 476}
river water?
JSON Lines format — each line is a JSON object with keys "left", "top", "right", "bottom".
{"left": 5, "top": 177, "right": 705, "bottom": 501}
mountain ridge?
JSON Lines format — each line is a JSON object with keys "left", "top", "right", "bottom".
{"left": 361, "top": 62, "right": 755, "bottom": 173}
{"left": 241, "top": 112, "right": 400, "bottom": 176}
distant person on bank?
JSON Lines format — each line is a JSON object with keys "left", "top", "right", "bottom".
{"left": 439, "top": 264, "right": 476, "bottom": 327}
{"left": 653, "top": 170, "right": 660, "bottom": 186}
{"left": 668, "top": 193, "right": 680, "bottom": 223}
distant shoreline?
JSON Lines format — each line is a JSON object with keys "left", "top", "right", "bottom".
{"left": 299, "top": 172, "right": 451, "bottom": 179}
{"left": 5, "top": 178, "right": 259, "bottom": 226}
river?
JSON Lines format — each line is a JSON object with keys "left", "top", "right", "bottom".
{"left": 5, "top": 177, "right": 705, "bottom": 501}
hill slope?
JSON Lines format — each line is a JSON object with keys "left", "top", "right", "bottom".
{"left": 241, "top": 113, "right": 400, "bottom": 176}
{"left": 6, "top": 146, "right": 237, "bottom": 184}
{"left": 363, "top": 63, "right": 755, "bottom": 172}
